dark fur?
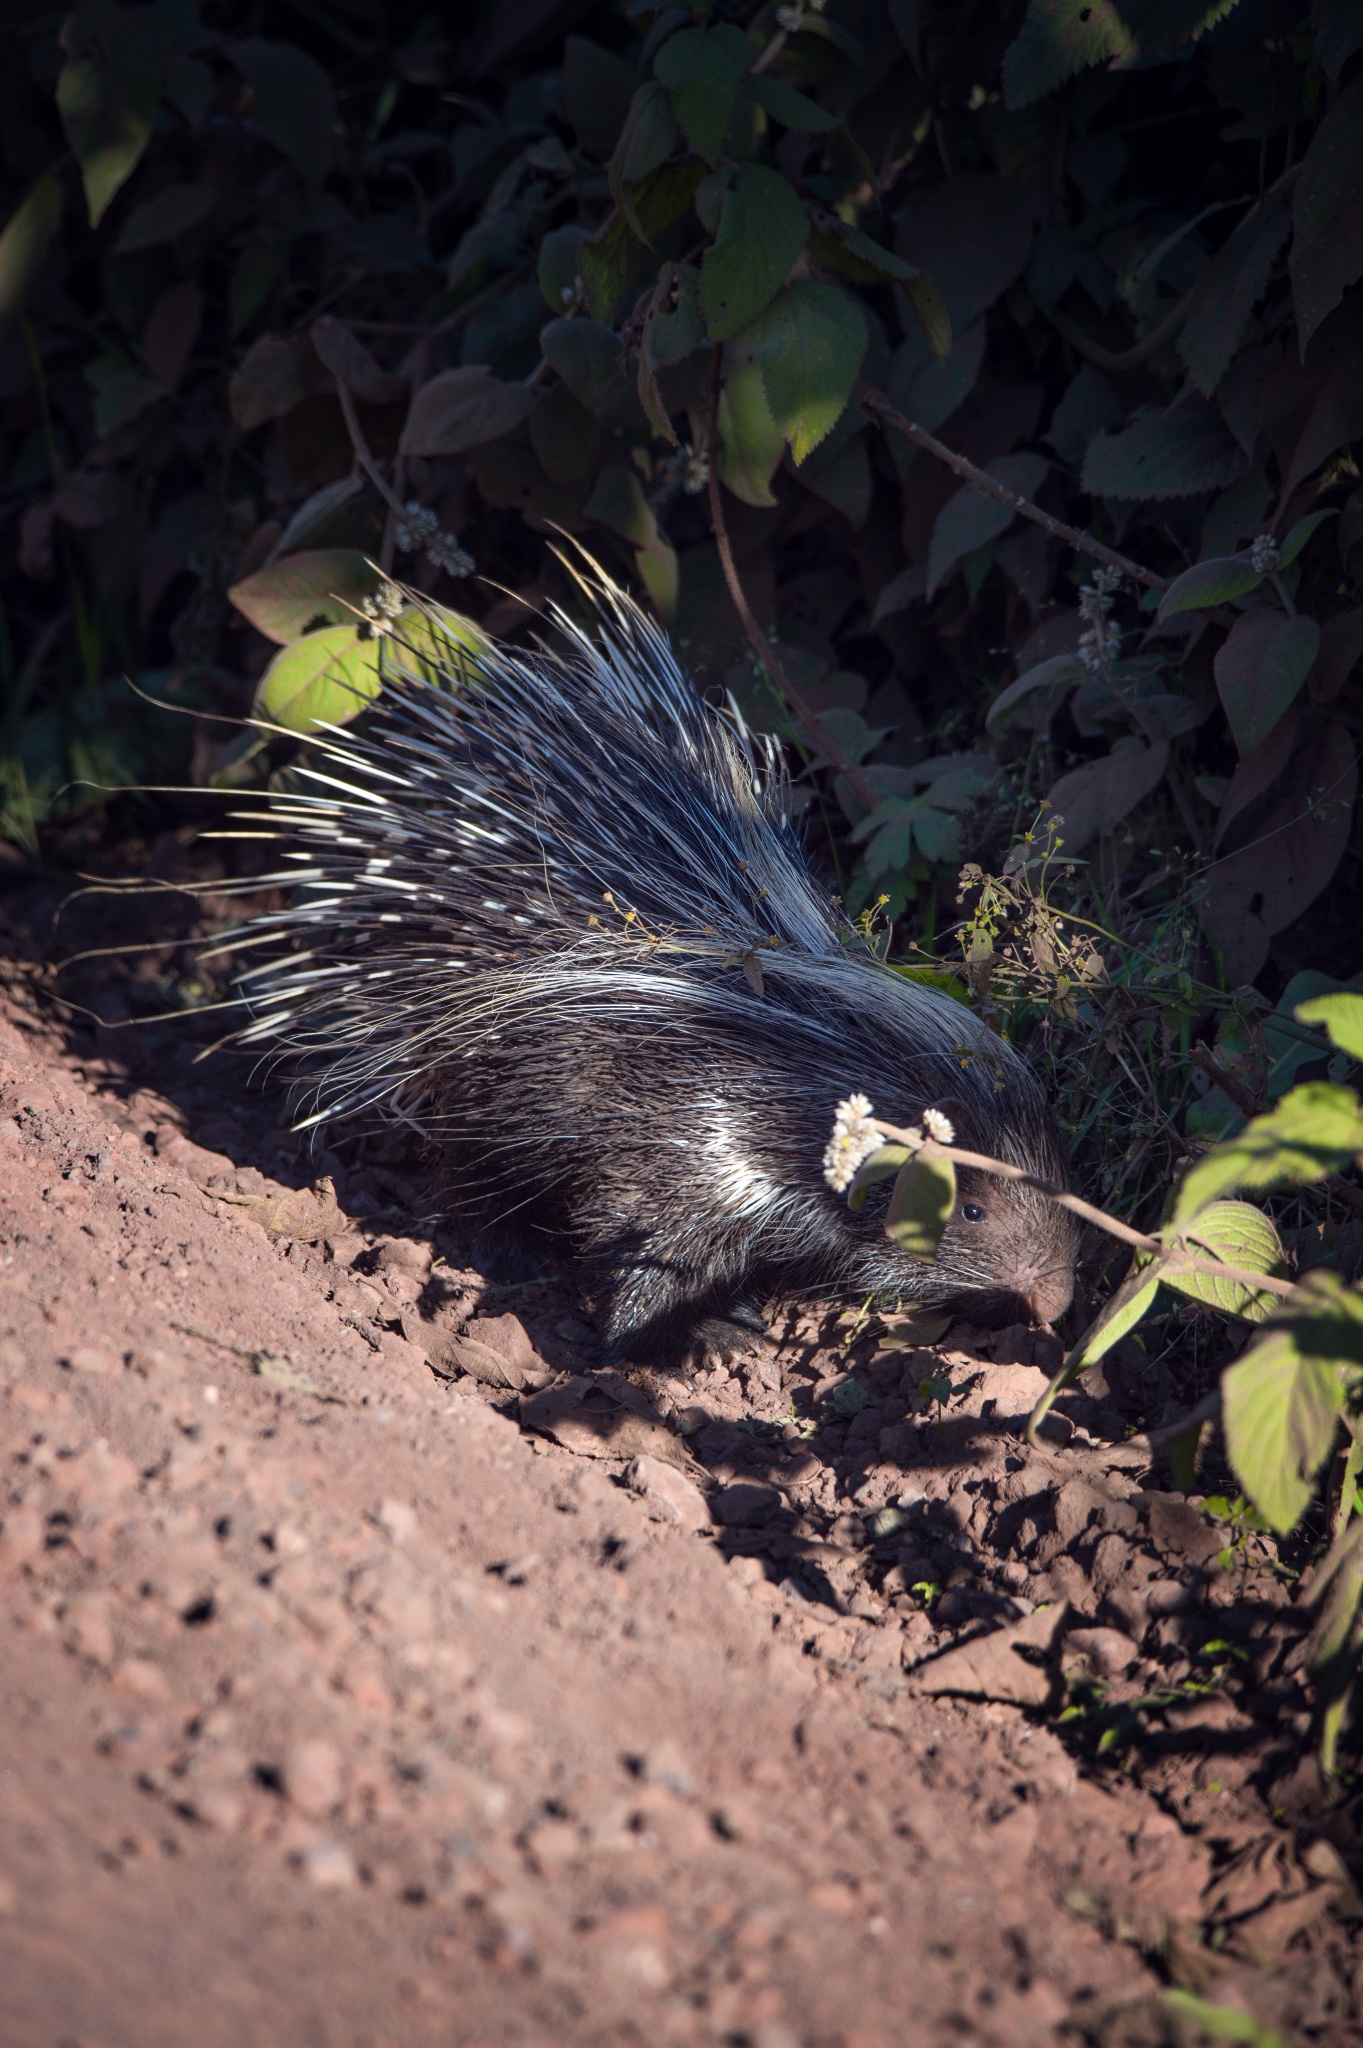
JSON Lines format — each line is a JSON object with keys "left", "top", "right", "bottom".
{"left": 228, "top": 581, "right": 1078, "bottom": 1364}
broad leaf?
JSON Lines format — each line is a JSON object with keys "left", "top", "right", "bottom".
{"left": 653, "top": 23, "right": 751, "bottom": 166}
{"left": 745, "top": 75, "right": 842, "bottom": 134}
{"left": 113, "top": 180, "right": 216, "bottom": 254}
{"left": 562, "top": 36, "right": 635, "bottom": 162}
{"left": 1289, "top": 76, "right": 1363, "bottom": 355}
{"left": 715, "top": 359, "right": 783, "bottom": 507}
{"left": 583, "top": 464, "right": 658, "bottom": 549}
{"left": 885, "top": 1152, "right": 957, "bottom": 1258}
{"left": 1297, "top": 992, "right": 1363, "bottom": 1063}
{"left": 732, "top": 280, "right": 867, "bottom": 463}
{"left": 894, "top": 174, "right": 1031, "bottom": 334}
{"left": 228, "top": 332, "right": 326, "bottom": 432}
{"left": 1046, "top": 741, "right": 1170, "bottom": 852}
{"left": 530, "top": 384, "right": 599, "bottom": 483}
{"left": 579, "top": 160, "right": 703, "bottom": 324}
{"left": 1222, "top": 1327, "right": 1344, "bottom": 1534}
{"left": 1166, "top": 1200, "right": 1288, "bottom": 1321}
{"left": 847, "top": 1144, "right": 912, "bottom": 1211}
{"left": 58, "top": 0, "right": 160, "bottom": 227}
{"left": 1276, "top": 507, "right": 1337, "bottom": 571}
{"left": 611, "top": 83, "right": 679, "bottom": 189}
{"left": 229, "top": 550, "right": 380, "bottom": 644}
{"left": 1082, "top": 394, "right": 1247, "bottom": 500}
{"left": 1214, "top": 610, "right": 1320, "bottom": 756}
{"left": 311, "top": 317, "right": 406, "bottom": 405}
{"left": 400, "top": 366, "right": 534, "bottom": 456}
{"left": 888, "top": 319, "right": 986, "bottom": 439}
{"left": 538, "top": 224, "right": 589, "bottom": 313}
{"left": 925, "top": 454, "right": 1048, "bottom": 597}
{"left": 798, "top": 431, "right": 871, "bottom": 528}
{"left": 1003, "top": 0, "right": 1135, "bottom": 108}
{"left": 1178, "top": 206, "right": 1291, "bottom": 397}
{"left": 1174, "top": 1082, "right": 1363, "bottom": 1221}
{"left": 1157, "top": 554, "right": 1265, "bottom": 622}
{"left": 987, "top": 654, "right": 1087, "bottom": 732}
{"left": 539, "top": 320, "right": 620, "bottom": 413}
{"left": 1067, "top": 1258, "right": 1167, "bottom": 1373}
{"left": 228, "top": 40, "right": 336, "bottom": 191}
{"left": 0, "top": 171, "right": 63, "bottom": 330}
{"left": 253, "top": 624, "right": 385, "bottom": 733}
{"left": 701, "top": 165, "right": 809, "bottom": 342}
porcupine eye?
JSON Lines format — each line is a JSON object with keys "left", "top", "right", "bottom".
{"left": 961, "top": 1202, "right": 986, "bottom": 1223}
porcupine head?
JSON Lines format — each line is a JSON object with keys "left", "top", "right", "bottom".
{"left": 226, "top": 570, "right": 1079, "bottom": 1369}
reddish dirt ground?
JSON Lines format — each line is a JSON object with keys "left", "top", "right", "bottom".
{"left": 0, "top": 872, "right": 1360, "bottom": 2046}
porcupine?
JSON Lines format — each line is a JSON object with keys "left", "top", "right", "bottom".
{"left": 224, "top": 575, "right": 1079, "bottom": 1367}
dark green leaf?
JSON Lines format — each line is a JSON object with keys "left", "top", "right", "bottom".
{"left": 797, "top": 431, "right": 871, "bottom": 527}
{"left": 1178, "top": 205, "right": 1291, "bottom": 396}
{"left": 745, "top": 74, "right": 842, "bottom": 134}
{"left": 653, "top": 22, "right": 751, "bottom": 166}
{"left": 885, "top": 1152, "right": 957, "bottom": 1258}
{"left": 701, "top": 164, "right": 809, "bottom": 343}
{"left": 0, "top": 171, "right": 63, "bottom": 331}
{"left": 1082, "top": 395, "right": 1247, "bottom": 500}
{"left": 538, "top": 224, "right": 589, "bottom": 313}
{"left": 986, "top": 654, "right": 1086, "bottom": 732}
{"left": 1222, "top": 1326, "right": 1344, "bottom": 1534}
{"left": 731, "top": 280, "right": 866, "bottom": 464}
{"left": 539, "top": 319, "right": 620, "bottom": 411}
{"left": 926, "top": 453, "right": 1047, "bottom": 597}
{"left": 228, "top": 39, "right": 337, "bottom": 191}
{"left": 58, "top": 0, "right": 160, "bottom": 227}
{"left": 1214, "top": 610, "right": 1319, "bottom": 756}
{"left": 847, "top": 1143, "right": 912, "bottom": 1211}
{"left": 228, "top": 550, "right": 380, "bottom": 645}
{"left": 614, "top": 82, "right": 679, "bottom": 185}
{"left": 1175, "top": 1082, "right": 1363, "bottom": 1220}
{"left": 400, "top": 366, "right": 534, "bottom": 456}
{"left": 582, "top": 463, "right": 658, "bottom": 548}
{"left": 1156, "top": 554, "right": 1265, "bottom": 622}
{"left": 112, "top": 180, "right": 216, "bottom": 253}
{"left": 646, "top": 263, "right": 705, "bottom": 368}
{"left": 1002, "top": 0, "right": 1136, "bottom": 111}
{"left": 1290, "top": 77, "right": 1363, "bottom": 356}
{"left": 563, "top": 36, "right": 636, "bottom": 161}
{"left": 531, "top": 383, "right": 600, "bottom": 482}
{"left": 715, "top": 359, "right": 783, "bottom": 507}
{"left": 1276, "top": 508, "right": 1337, "bottom": 571}
{"left": 578, "top": 159, "right": 703, "bottom": 324}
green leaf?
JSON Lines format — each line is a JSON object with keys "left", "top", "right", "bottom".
{"left": 1165, "top": 1200, "right": 1288, "bottom": 1321}
{"left": 1082, "top": 395, "right": 1248, "bottom": 500}
{"left": 731, "top": 280, "right": 867, "bottom": 463}
{"left": 847, "top": 1144, "right": 912, "bottom": 1212}
{"left": 57, "top": 0, "right": 160, "bottom": 227}
{"left": 530, "top": 384, "right": 600, "bottom": 483}
{"left": 885, "top": 1152, "right": 957, "bottom": 1258}
{"left": 253, "top": 624, "right": 385, "bottom": 733}
{"left": 228, "top": 550, "right": 380, "bottom": 645}
{"left": 926, "top": 454, "right": 1048, "bottom": 598}
{"left": 1222, "top": 1327, "right": 1344, "bottom": 1535}
{"left": 112, "top": 180, "right": 216, "bottom": 254}
{"left": 1289, "top": 76, "right": 1363, "bottom": 356}
{"left": 228, "top": 39, "right": 337, "bottom": 191}
{"left": 715, "top": 358, "right": 784, "bottom": 507}
{"left": 1160, "top": 1992, "right": 1288, "bottom": 2048}
{"left": 1174, "top": 1082, "right": 1363, "bottom": 1221}
{"left": 1213, "top": 610, "right": 1320, "bottom": 756}
{"left": 1067, "top": 1258, "right": 1166, "bottom": 1371}
{"left": 613, "top": 83, "right": 680, "bottom": 187}
{"left": 539, "top": 319, "right": 620, "bottom": 411}
{"left": 1002, "top": 0, "right": 1136, "bottom": 111}
{"left": 986, "top": 654, "right": 1086, "bottom": 732}
{"left": 0, "top": 171, "right": 64, "bottom": 331}
{"left": 582, "top": 463, "right": 658, "bottom": 548}
{"left": 1296, "top": 992, "right": 1363, "bottom": 1063}
{"left": 579, "top": 159, "right": 703, "bottom": 324}
{"left": 400, "top": 366, "right": 535, "bottom": 456}
{"left": 653, "top": 23, "right": 752, "bottom": 166}
{"left": 1156, "top": 554, "right": 1265, "bottom": 622}
{"left": 563, "top": 36, "right": 636, "bottom": 162}
{"left": 538, "top": 224, "right": 589, "bottom": 313}
{"left": 745, "top": 74, "right": 842, "bottom": 134}
{"left": 646, "top": 263, "right": 705, "bottom": 369}
{"left": 1276, "top": 507, "right": 1338, "bottom": 571}
{"left": 701, "top": 164, "right": 809, "bottom": 343}
{"left": 1177, "top": 206, "right": 1291, "bottom": 397}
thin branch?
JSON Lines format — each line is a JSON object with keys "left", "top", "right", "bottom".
{"left": 1188, "top": 1042, "right": 1262, "bottom": 1120}
{"left": 331, "top": 374, "right": 406, "bottom": 520}
{"left": 707, "top": 349, "right": 881, "bottom": 811}
{"left": 856, "top": 383, "right": 1168, "bottom": 592}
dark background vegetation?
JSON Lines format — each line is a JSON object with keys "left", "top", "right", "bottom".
{"left": 1, "top": 0, "right": 1362, "bottom": 1268}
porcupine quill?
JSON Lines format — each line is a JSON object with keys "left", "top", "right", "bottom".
{"left": 209, "top": 568, "right": 1078, "bottom": 1367}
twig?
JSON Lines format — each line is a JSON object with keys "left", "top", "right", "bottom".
{"left": 856, "top": 383, "right": 1168, "bottom": 593}
{"left": 870, "top": 1117, "right": 1296, "bottom": 1298}
{"left": 380, "top": 334, "right": 432, "bottom": 575}
{"left": 332, "top": 374, "right": 406, "bottom": 520}
{"left": 707, "top": 349, "right": 881, "bottom": 811}
{"left": 1188, "top": 1042, "right": 1262, "bottom": 1120}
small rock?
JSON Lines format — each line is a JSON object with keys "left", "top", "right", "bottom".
{"left": 712, "top": 1482, "right": 781, "bottom": 1528}
{"left": 624, "top": 1455, "right": 712, "bottom": 1529}
{"left": 375, "top": 1498, "right": 417, "bottom": 1543}
{"left": 302, "top": 1840, "right": 357, "bottom": 1889}
{"left": 284, "top": 1739, "right": 343, "bottom": 1819}
{"left": 1148, "top": 1494, "right": 1223, "bottom": 1566}
{"left": 1063, "top": 1626, "right": 1139, "bottom": 1677}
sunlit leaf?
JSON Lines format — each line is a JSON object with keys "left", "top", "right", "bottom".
{"left": 1222, "top": 1327, "right": 1344, "bottom": 1534}
{"left": 1165, "top": 1200, "right": 1288, "bottom": 1321}
{"left": 58, "top": 0, "right": 160, "bottom": 227}
{"left": 1296, "top": 992, "right": 1363, "bottom": 1063}
{"left": 1002, "top": 0, "right": 1136, "bottom": 110}
{"left": 229, "top": 550, "right": 380, "bottom": 644}
{"left": 715, "top": 358, "right": 784, "bottom": 507}
{"left": 885, "top": 1151, "right": 957, "bottom": 1258}
{"left": 253, "top": 624, "right": 385, "bottom": 733}
{"left": 1174, "top": 1082, "right": 1363, "bottom": 1220}
{"left": 701, "top": 164, "right": 809, "bottom": 342}
{"left": 731, "top": 280, "right": 866, "bottom": 463}
{"left": 847, "top": 1144, "right": 911, "bottom": 1211}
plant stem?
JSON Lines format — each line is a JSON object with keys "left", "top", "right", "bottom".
{"left": 707, "top": 349, "right": 880, "bottom": 811}
{"left": 332, "top": 374, "right": 407, "bottom": 522}
{"left": 856, "top": 384, "right": 1168, "bottom": 592}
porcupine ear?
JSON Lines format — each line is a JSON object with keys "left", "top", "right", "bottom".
{"left": 926, "top": 1096, "right": 974, "bottom": 1145}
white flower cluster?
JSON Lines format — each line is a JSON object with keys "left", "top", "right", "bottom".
{"left": 1076, "top": 566, "right": 1123, "bottom": 673}
{"left": 360, "top": 583, "right": 404, "bottom": 632}
{"left": 776, "top": 0, "right": 825, "bottom": 27}
{"left": 394, "top": 500, "right": 475, "bottom": 578}
{"left": 922, "top": 1107, "right": 955, "bottom": 1144}
{"left": 822, "top": 1093, "right": 881, "bottom": 1192}
{"left": 1249, "top": 533, "right": 1280, "bottom": 574}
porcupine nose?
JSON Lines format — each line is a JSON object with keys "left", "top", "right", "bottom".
{"left": 1024, "top": 1264, "right": 1074, "bottom": 1326}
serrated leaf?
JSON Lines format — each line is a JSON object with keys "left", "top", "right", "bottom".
{"left": 745, "top": 74, "right": 842, "bottom": 134}
{"left": 654, "top": 22, "right": 751, "bottom": 166}
{"left": 701, "top": 164, "right": 809, "bottom": 343}
{"left": 986, "top": 654, "right": 1087, "bottom": 732}
{"left": 58, "top": 0, "right": 160, "bottom": 227}
{"left": 1175, "top": 1082, "right": 1363, "bottom": 1221}
{"left": 885, "top": 1152, "right": 957, "bottom": 1258}
{"left": 1222, "top": 1328, "right": 1344, "bottom": 1534}
{"left": 228, "top": 39, "right": 336, "bottom": 191}
{"left": 1082, "top": 394, "right": 1247, "bottom": 500}
{"left": 0, "top": 171, "right": 63, "bottom": 331}
{"left": 579, "top": 160, "right": 703, "bottom": 324}
{"left": 1002, "top": 0, "right": 1136, "bottom": 111}
{"left": 1289, "top": 75, "right": 1363, "bottom": 355}
{"left": 1165, "top": 1200, "right": 1288, "bottom": 1321}
{"left": 1157, "top": 554, "right": 1265, "bottom": 622}
{"left": 1177, "top": 206, "right": 1291, "bottom": 397}
{"left": 613, "top": 82, "right": 679, "bottom": 188}
{"left": 1296, "top": 992, "right": 1363, "bottom": 1063}
{"left": 400, "top": 366, "right": 534, "bottom": 456}
{"left": 1276, "top": 507, "right": 1338, "bottom": 571}
{"left": 1213, "top": 610, "right": 1320, "bottom": 756}
{"left": 847, "top": 1144, "right": 912, "bottom": 1212}
{"left": 229, "top": 550, "right": 380, "bottom": 644}
{"left": 730, "top": 280, "right": 866, "bottom": 463}
{"left": 926, "top": 454, "right": 1048, "bottom": 597}
{"left": 715, "top": 358, "right": 783, "bottom": 507}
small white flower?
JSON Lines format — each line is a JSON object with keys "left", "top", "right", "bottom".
{"left": 822, "top": 1091, "right": 882, "bottom": 1193}
{"left": 1249, "top": 533, "right": 1279, "bottom": 574}
{"left": 922, "top": 1107, "right": 955, "bottom": 1144}
{"left": 360, "top": 582, "right": 404, "bottom": 632}
{"left": 426, "top": 530, "right": 475, "bottom": 577}
{"left": 1077, "top": 617, "right": 1121, "bottom": 671}
{"left": 394, "top": 501, "right": 439, "bottom": 554}
{"left": 683, "top": 447, "right": 709, "bottom": 494}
